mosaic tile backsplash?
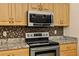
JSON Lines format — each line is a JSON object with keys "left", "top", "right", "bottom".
{"left": 0, "top": 26, "right": 63, "bottom": 38}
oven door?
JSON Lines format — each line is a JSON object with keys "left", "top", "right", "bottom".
{"left": 30, "top": 46, "right": 59, "bottom": 56}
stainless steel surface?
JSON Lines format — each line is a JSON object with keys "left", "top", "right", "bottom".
{"left": 28, "top": 10, "right": 53, "bottom": 27}
{"left": 30, "top": 46, "right": 59, "bottom": 56}
{"left": 26, "top": 32, "right": 59, "bottom": 56}
{"left": 30, "top": 43, "right": 50, "bottom": 46}
{"left": 26, "top": 32, "right": 49, "bottom": 38}
{"left": 28, "top": 10, "right": 53, "bottom": 15}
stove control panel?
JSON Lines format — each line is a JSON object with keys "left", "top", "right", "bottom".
{"left": 26, "top": 32, "right": 49, "bottom": 38}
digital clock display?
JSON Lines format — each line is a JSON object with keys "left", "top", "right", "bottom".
{"left": 34, "top": 34, "right": 42, "bottom": 36}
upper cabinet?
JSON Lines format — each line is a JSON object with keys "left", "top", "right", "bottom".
{"left": 0, "top": 4, "right": 11, "bottom": 25}
{"left": 28, "top": 3, "right": 41, "bottom": 10}
{"left": 28, "top": 3, "right": 54, "bottom": 11}
{"left": 0, "top": 3, "right": 69, "bottom": 26}
{"left": 53, "top": 3, "right": 69, "bottom": 26}
{"left": 12, "top": 3, "right": 28, "bottom": 25}
{"left": 41, "top": 3, "right": 54, "bottom": 11}
{"left": 0, "top": 3, "right": 28, "bottom": 26}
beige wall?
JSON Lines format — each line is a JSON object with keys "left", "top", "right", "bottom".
{"left": 64, "top": 3, "right": 79, "bottom": 55}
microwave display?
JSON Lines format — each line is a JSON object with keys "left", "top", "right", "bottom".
{"left": 30, "top": 14, "right": 52, "bottom": 23}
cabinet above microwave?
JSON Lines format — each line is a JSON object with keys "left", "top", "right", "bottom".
{"left": 28, "top": 10, "right": 54, "bottom": 27}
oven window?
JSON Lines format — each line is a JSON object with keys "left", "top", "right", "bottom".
{"left": 35, "top": 50, "right": 56, "bottom": 56}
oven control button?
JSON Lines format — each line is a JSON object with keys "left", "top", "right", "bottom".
{"left": 30, "top": 34, "right": 33, "bottom": 37}
{"left": 43, "top": 34, "right": 45, "bottom": 36}
{"left": 46, "top": 34, "right": 48, "bottom": 36}
{"left": 27, "top": 34, "right": 29, "bottom": 37}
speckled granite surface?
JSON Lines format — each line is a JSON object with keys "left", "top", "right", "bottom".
{"left": 0, "top": 38, "right": 29, "bottom": 50}
{"left": 49, "top": 36, "right": 77, "bottom": 44}
{"left": 0, "top": 36, "right": 77, "bottom": 50}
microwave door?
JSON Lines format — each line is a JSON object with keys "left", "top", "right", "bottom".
{"left": 30, "top": 14, "right": 51, "bottom": 23}
{"left": 28, "top": 11, "right": 53, "bottom": 27}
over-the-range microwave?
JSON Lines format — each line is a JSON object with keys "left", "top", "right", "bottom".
{"left": 28, "top": 10, "right": 53, "bottom": 27}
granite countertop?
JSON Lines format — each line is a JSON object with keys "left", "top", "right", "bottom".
{"left": 0, "top": 38, "right": 29, "bottom": 51}
{"left": 0, "top": 36, "right": 77, "bottom": 50}
{"left": 49, "top": 36, "right": 77, "bottom": 44}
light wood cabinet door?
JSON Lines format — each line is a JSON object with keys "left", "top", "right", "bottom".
{"left": 9, "top": 48, "right": 29, "bottom": 56}
{"left": 60, "top": 43, "right": 77, "bottom": 51}
{"left": 60, "top": 50, "right": 77, "bottom": 56}
{"left": 12, "top": 3, "right": 28, "bottom": 26}
{"left": 0, "top": 48, "right": 29, "bottom": 56}
{"left": 60, "top": 43, "right": 77, "bottom": 56}
{"left": 0, "top": 50, "right": 11, "bottom": 56}
{"left": 41, "top": 3, "right": 54, "bottom": 11}
{"left": 54, "top": 3, "right": 69, "bottom": 26}
{"left": 0, "top": 3, "right": 28, "bottom": 26}
{"left": 0, "top": 4, "right": 16, "bottom": 25}
{"left": 28, "top": 3, "right": 41, "bottom": 10}
{"left": 0, "top": 4, "right": 10, "bottom": 25}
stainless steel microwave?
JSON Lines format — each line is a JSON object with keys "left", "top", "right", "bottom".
{"left": 28, "top": 10, "right": 53, "bottom": 27}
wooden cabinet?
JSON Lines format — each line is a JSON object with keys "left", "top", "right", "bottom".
{"left": 8, "top": 48, "right": 29, "bottom": 56}
{"left": 28, "top": 3, "right": 41, "bottom": 10}
{"left": 0, "top": 3, "right": 28, "bottom": 26}
{"left": 60, "top": 50, "right": 77, "bottom": 56}
{"left": 12, "top": 3, "right": 28, "bottom": 25}
{"left": 0, "top": 3, "right": 69, "bottom": 26}
{"left": 41, "top": 3, "right": 54, "bottom": 11}
{"left": 60, "top": 43, "right": 77, "bottom": 56}
{"left": 0, "top": 48, "right": 29, "bottom": 56}
{"left": 0, "top": 4, "right": 11, "bottom": 25}
{"left": 28, "top": 3, "right": 54, "bottom": 11}
{"left": 54, "top": 3, "right": 69, "bottom": 26}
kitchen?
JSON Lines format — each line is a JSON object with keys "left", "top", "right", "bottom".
{"left": 0, "top": 3, "right": 78, "bottom": 56}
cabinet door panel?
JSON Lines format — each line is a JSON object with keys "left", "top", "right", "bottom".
{"left": 0, "top": 48, "right": 29, "bottom": 56}
{"left": 63, "top": 4, "right": 69, "bottom": 26}
{"left": 9, "top": 3, "right": 15, "bottom": 25}
{"left": 0, "top": 50, "right": 11, "bottom": 56}
{"left": 41, "top": 3, "right": 54, "bottom": 11}
{"left": 9, "top": 48, "right": 29, "bottom": 56}
{"left": 54, "top": 3, "right": 69, "bottom": 26}
{"left": 28, "top": 3, "right": 40, "bottom": 10}
{"left": 54, "top": 3, "right": 61, "bottom": 26}
{"left": 60, "top": 50, "right": 77, "bottom": 56}
{"left": 60, "top": 43, "right": 76, "bottom": 51}
{"left": 0, "top": 4, "right": 10, "bottom": 25}
{"left": 12, "top": 3, "right": 28, "bottom": 25}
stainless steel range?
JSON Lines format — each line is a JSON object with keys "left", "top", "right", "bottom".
{"left": 25, "top": 32, "right": 59, "bottom": 56}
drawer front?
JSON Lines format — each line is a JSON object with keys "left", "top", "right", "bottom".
{"left": 0, "top": 48, "right": 29, "bottom": 56}
{"left": 13, "top": 49, "right": 29, "bottom": 56}
{"left": 10, "top": 48, "right": 29, "bottom": 56}
{"left": 60, "top": 50, "right": 77, "bottom": 56}
{"left": 60, "top": 43, "right": 76, "bottom": 51}
{"left": 0, "top": 51, "right": 11, "bottom": 56}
